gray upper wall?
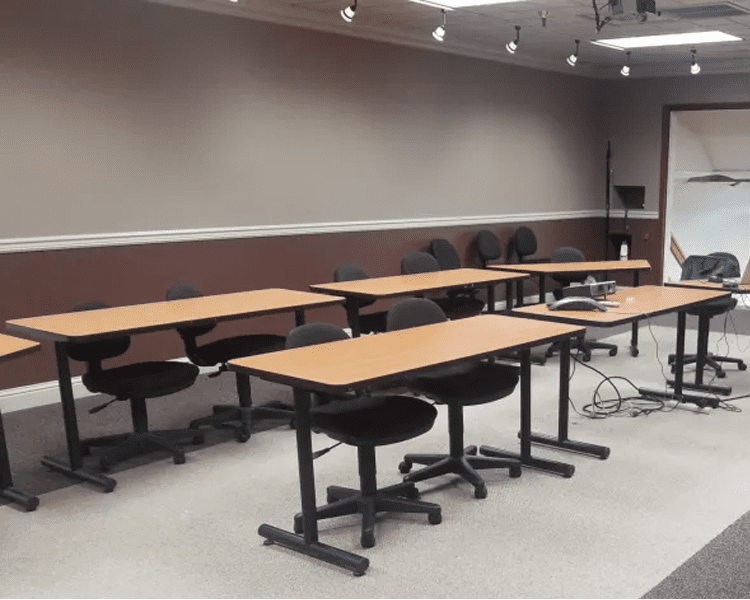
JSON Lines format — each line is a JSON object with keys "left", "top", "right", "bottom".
{"left": 600, "top": 75, "right": 750, "bottom": 214}
{"left": 1, "top": 0, "right": 607, "bottom": 241}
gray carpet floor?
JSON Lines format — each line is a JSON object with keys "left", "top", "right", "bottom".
{"left": 3, "top": 319, "right": 750, "bottom": 598}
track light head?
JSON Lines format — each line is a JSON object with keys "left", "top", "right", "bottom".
{"left": 690, "top": 49, "right": 700, "bottom": 74}
{"left": 620, "top": 51, "right": 631, "bottom": 77}
{"left": 566, "top": 39, "right": 580, "bottom": 67}
{"left": 506, "top": 25, "right": 520, "bottom": 54}
{"left": 340, "top": 1, "right": 356, "bottom": 22}
{"left": 432, "top": 9, "right": 446, "bottom": 42}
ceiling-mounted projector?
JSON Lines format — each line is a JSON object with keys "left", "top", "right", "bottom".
{"left": 609, "top": 0, "right": 659, "bottom": 22}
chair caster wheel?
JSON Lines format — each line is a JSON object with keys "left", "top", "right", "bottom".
{"left": 474, "top": 484, "right": 488, "bottom": 499}
{"left": 740, "top": 363, "right": 748, "bottom": 371}
{"left": 631, "top": 347, "right": 639, "bottom": 357}
{"left": 609, "top": 348, "right": 618, "bottom": 356}
{"left": 173, "top": 454, "right": 186, "bottom": 465}
{"left": 398, "top": 460, "right": 412, "bottom": 474}
{"left": 263, "top": 539, "right": 274, "bottom": 546}
{"left": 465, "top": 445, "right": 478, "bottom": 455}
{"left": 235, "top": 427, "right": 251, "bottom": 443}
{"left": 582, "top": 354, "right": 591, "bottom": 362}
{"left": 428, "top": 512, "right": 442, "bottom": 525}
{"left": 403, "top": 485, "right": 420, "bottom": 500}
{"left": 361, "top": 531, "right": 375, "bottom": 548}
{"left": 509, "top": 465, "right": 522, "bottom": 478}
{"left": 717, "top": 371, "right": 727, "bottom": 379}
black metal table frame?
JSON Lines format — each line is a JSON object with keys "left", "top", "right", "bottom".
{"left": 20, "top": 308, "right": 312, "bottom": 494}
{"left": 243, "top": 330, "right": 608, "bottom": 575}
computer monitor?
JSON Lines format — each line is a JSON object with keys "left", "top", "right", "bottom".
{"left": 613, "top": 185, "right": 645, "bottom": 211}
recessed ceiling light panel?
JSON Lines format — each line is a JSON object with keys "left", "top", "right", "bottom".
{"left": 410, "top": 0, "right": 525, "bottom": 9}
{"left": 592, "top": 30, "right": 742, "bottom": 50}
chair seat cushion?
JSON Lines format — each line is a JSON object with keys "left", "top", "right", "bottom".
{"left": 412, "top": 361, "right": 519, "bottom": 406}
{"left": 83, "top": 361, "right": 199, "bottom": 400}
{"left": 687, "top": 296, "right": 737, "bottom": 317}
{"left": 311, "top": 395, "right": 438, "bottom": 447}
{"left": 433, "top": 296, "right": 485, "bottom": 319}
{"left": 193, "top": 334, "right": 286, "bottom": 366}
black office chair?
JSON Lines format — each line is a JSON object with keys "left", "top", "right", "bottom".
{"left": 401, "top": 250, "right": 485, "bottom": 319}
{"left": 668, "top": 253, "right": 747, "bottom": 378}
{"left": 68, "top": 301, "right": 202, "bottom": 472}
{"left": 386, "top": 298, "right": 522, "bottom": 499}
{"left": 513, "top": 226, "right": 550, "bottom": 305}
{"left": 286, "top": 322, "right": 441, "bottom": 548}
{"left": 166, "top": 283, "right": 291, "bottom": 442}
{"left": 475, "top": 230, "right": 503, "bottom": 269}
{"left": 333, "top": 264, "right": 388, "bottom": 335}
{"left": 543, "top": 247, "right": 618, "bottom": 362}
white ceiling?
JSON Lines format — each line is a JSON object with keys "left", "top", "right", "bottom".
{"left": 148, "top": 0, "right": 750, "bottom": 78}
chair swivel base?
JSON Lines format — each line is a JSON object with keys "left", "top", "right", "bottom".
{"left": 546, "top": 337, "right": 617, "bottom": 363}
{"left": 399, "top": 445, "right": 522, "bottom": 499}
{"left": 82, "top": 428, "right": 204, "bottom": 472}
{"left": 293, "top": 480, "right": 441, "bottom": 548}
{"left": 189, "top": 402, "right": 295, "bottom": 442}
{"left": 668, "top": 353, "right": 747, "bottom": 379}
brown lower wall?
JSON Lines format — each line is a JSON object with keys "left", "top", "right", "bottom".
{"left": 0, "top": 216, "right": 663, "bottom": 389}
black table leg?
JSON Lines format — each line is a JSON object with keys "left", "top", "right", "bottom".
{"left": 258, "top": 388, "right": 369, "bottom": 576}
{"left": 487, "top": 284, "right": 496, "bottom": 314}
{"left": 640, "top": 310, "right": 719, "bottom": 408}
{"left": 527, "top": 339, "right": 610, "bottom": 460}
{"left": 538, "top": 274, "right": 546, "bottom": 305}
{"left": 0, "top": 411, "right": 39, "bottom": 511}
{"left": 480, "top": 346, "right": 577, "bottom": 478}
{"left": 40, "top": 342, "right": 116, "bottom": 492}
{"left": 295, "top": 310, "right": 306, "bottom": 328}
{"left": 344, "top": 298, "right": 361, "bottom": 337}
{"left": 630, "top": 271, "right": 640, "bottom": 356}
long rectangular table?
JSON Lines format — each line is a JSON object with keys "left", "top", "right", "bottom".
{"left": 6, "top": 289, "right": 344, "bottom": 492}
{"left": 491, "top": 259, "right": 651, "bottom": 356}
{"left": 513, "top": 285, "right": 731, "bottom": 411}
{"left": 310, "top": 268, "right": 528, "bottom": 336}
{"left": 229, "top": 313, "right": 585, "bottom": 574}
{"left": 0, "top": 334, "right": 41, "bottom": 511}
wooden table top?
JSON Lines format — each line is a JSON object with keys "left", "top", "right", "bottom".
{"left": 229, "top": 314, "right": 584, "bottom": 393}
{"left": 0, "top": 334, "right": 40, "bottom": 361}
{"left": 489, "top": 259, "right": 651, "bottom": 275}
{"left": 665, "top": 280, "right": 750, "bottom": 293}
{"left": 513, "top": 284, "right": 730, "bottom": 327}
{"left": 309, "top": 268, "right": 528, "bottom": 299}
{"left": 6, "top": 288, "right": 344, "bottom": 343}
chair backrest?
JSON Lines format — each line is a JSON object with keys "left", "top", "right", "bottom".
{"left": 475, "top": 230, "right": 502, "bottom": 267}
{"left": 386, "top": 298, "right": 448, "bottom": 332}
{"left": 549, "top": 246, "right": 587, "bottom": 288}
{"left": 429, "top": 239, "right": 461, "bottom": 270}
{"left": 65, "top": 302, "right": 130, "bottom": 369}
{"left": 680, "top": 253, "right": 740, "bottom": 281}
{"left": 549, "top": 246, "right": 585, "bottom": 263}
{"left": 401, "top": 251, "right": 440, "bottom": 275}
{"left": 333, "top": 264, "right": 376, "bottom": 309}
{"left": 514, "top": 227, "right": 538, "bottom": 260}
{"left": 285, "top": 322, "right": 350, "bottom": 350}
{"left": 166, "top": 283, "right": 216, "bottom": 340}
